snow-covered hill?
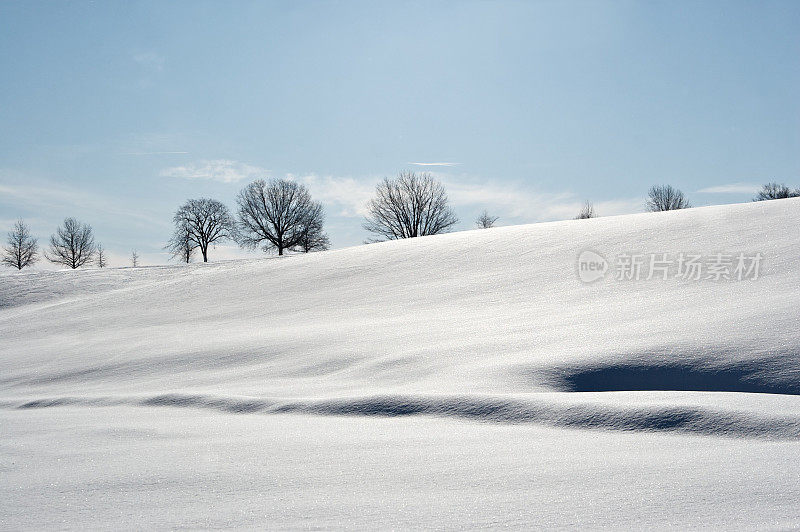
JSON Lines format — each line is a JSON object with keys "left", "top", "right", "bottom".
{"left": 2, "top": 198, "right": 799, "bottom": 529}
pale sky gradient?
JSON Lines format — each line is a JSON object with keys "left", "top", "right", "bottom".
{"left": 1, "top": 0, "right": 798, "bottom": 267}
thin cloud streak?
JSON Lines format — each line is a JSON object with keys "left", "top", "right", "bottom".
{"left": 125, "top": 151, "right": 189, "bottom": 156}
{"left": 160, "top": 160, "right": 268, "bottom": 183}
{"left": 441, "top": 177, "right": 642, "bottom": 223}
{"left": 409, "top": 162, "right": 461, "bottom": 167}
{"left": 284, "top": 172, "right": 642, "bottom": 225}
{"left": 696, "top": 183, "right": 760, "bottom": 194}
{"left": 0, "top": 182, "right": 168, "bottom": 230}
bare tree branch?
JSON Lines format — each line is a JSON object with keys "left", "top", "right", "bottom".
{"left": 96, "top": 244, "right": 107, "bottom": 268}
{"left": 574, "top": 202, "right": 596, "bottom": 219}
{"left": 166, "top": 227, "right": 195, "bottom": 264}
{"left": 646, "top": 185, "right": 691, "bottom": 212}
{"left": 363, "top": 171, "right": 459, "bottom": 241}
{"left": 753, "top": 182, "right": 800, "bottom": 201}
{"left": 475, "top": 210, "right": 498, "bottom": 228}
{"left": 2, "top": 219, "right": 38, "bottom": 270}
{"left": 236, "top": 179, "right": 326, "bottom": 256}
{"left": 45, "top": 218, "right": 96, "bottom": 269}
{"left": 168, "top": 198, "right": 235, "bottom": 262}
{"left": 294, "top": 208, "right": 331, "bottom": 253}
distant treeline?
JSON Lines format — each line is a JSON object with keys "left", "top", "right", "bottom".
{"left": 2, "top": 178, "right": 797, "bottom": 270}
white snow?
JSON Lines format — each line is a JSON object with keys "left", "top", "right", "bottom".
{"left": 1, "top": 198, "right": 799, "bottom": 529}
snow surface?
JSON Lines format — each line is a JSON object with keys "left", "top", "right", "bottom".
{"left": 1, "top": 198, "right": 799, "bottom": 529}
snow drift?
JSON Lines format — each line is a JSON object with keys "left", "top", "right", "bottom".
{"left": 1, "top": 198, "right": 799, "bottom": 439}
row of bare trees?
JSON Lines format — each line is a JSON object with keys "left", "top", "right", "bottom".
{"left": 4, "top": 177, "right": 797, "bottom": 270}
{"left": 572, "top": 181, "right": 797, "bottom": 221}
{"left": 165, "top": 173, "right": 462, "bottom": 262}
{"left": 166, "top": 178, "right": 331, "bottom": 262}
{"left": 0, "top": 218, "right": 143, "bottom": 270}
{"left": 1, "top": 218, "right": 98, "bottom": 270}
{"left": 569, "top": 185, "right": 690, "bottom": 222}
{"left": 578, "top": 184, "right": 692, "bottom": 219}
{"left": 642, "top": 181, "right": 798, "bottom": 211}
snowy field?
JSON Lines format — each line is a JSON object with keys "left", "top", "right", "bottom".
{"left": 2, "top": 198, "right": 799, "bottom": 529}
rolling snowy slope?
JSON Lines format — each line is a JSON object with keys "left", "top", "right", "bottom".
{"left": 1, "top": 198, "right": 799, "bottom": 529}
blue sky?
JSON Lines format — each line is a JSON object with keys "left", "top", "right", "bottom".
{"left": 1, "top": 0, "right": 798, "bottom": 267}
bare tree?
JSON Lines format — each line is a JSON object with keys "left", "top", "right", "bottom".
{"left": 166, "top": 227, "right": 195, "bottom": 263}
{"left": 236, "top": 179, "right": 325, "bottom": 256}
{"left": 294, "top": 213, "right": 331, "bottom": 253}
{"left": 170, "top": 198, "right": 235, "bottom": 262}
{"left": 45, "top": 217, "right": 96, "bottom": 269}
{"left": 475, "top": 210, "right": 498, "bottom": 228}
{"left": 753, "top": 182, "right": 800, "bottom": 201}
{"left": 363, "top": 171, "right": 459, "bottom": 241}
{"left": 646, "top": 185, "right": 691, "bottom": 212}
{"left": 96, "top": 244, "right": 107, "bottom": 268}
{"left": 131, "top": 250, "right": 139, "bottom": 267}
{"left": 2, "top": 219, "right": 38, "bottom": 270}
{"left": 574, "top": 201, "right": 597, "bottom": 219}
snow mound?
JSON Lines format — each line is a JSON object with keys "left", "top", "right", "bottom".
{"left": 1, "top": 198, "right": 799, "bottom": 437}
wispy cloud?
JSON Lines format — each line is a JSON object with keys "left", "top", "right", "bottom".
{"left": 132, "top": 51, "right": 166, "bottom": 71}
{"left": 436, "top": 175, "right": 642, "bottom": 223}
{"left": 293, "top": 174, "right": 376, "bottom": 217}
{"left": 160, "top": 160, "right": 267, "bottom": 183}
{"left": 122, "top": 132, "right": 189, "bottom": 157}
{"left": 409, "top": 162, "right": 461, "bottom": 167}
{"left": 157, "top": 161, "right": 642, "bottom": 224}
{"left": 125, "top": 151, "right": 189, "bottom": 156}
{"left": 0, "top": 181, "right": 168, "bottom": 229}
{"left": 288, "top": 172, "right": 642, "bottom": 223}
{"left": 696, "top": 183, "right": 760, "bottom": 194}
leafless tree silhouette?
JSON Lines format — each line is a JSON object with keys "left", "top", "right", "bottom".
{"left": 131, "top": 250, "right": 139, "bottom": 267}
{"left": 166, "top": 227, "right": 195, "bottom": 263}
{"left": 475, "top": 210, "right": 498, "bottom": 228}
{"left": 96, "top": 244, "right": 107, "bottom": 268}
{"left": 574, "top": 202, "right": 597, "bottom": 219}
{"left": 2, "top": 219, "right": 38, "bottom": 270}
{"left": 753, "top": 182, "right": 800, "bottom": 201}
{"left": 236, "top": 179, "right": 325, "bottom": 256}
{"left": 363, "top": 171, "right": 458, "bottom": 241}
{"left": 45, "top": 218, "right": 96, "bottom": 269}
{"left": 646, "top": 185, "right": 691, "bottom": 212}
{"left": 169, "top": 198, "right": 235, "bottom": 262}
{"left": 294, "top": 214, "right": 331, "bottom": 253}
